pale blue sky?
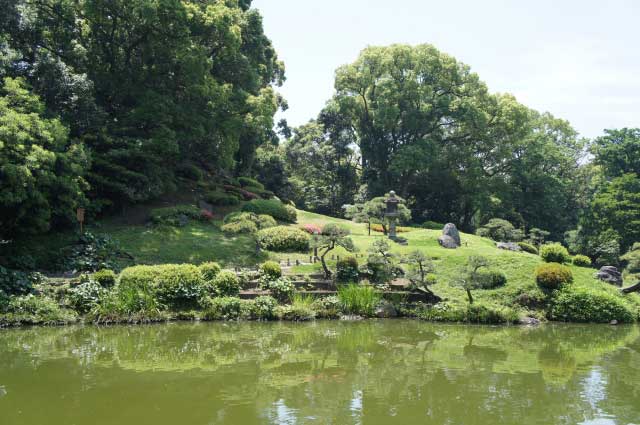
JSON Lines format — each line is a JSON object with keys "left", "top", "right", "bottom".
{"left": 253, "top": 0, "right": 640, "bottom": 139}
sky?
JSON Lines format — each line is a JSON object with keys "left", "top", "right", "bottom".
{"left": 252, "top": 0, "right": 640, "bottom": 139}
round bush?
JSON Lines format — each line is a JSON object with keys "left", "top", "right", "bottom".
{"left": 118, "top": 265, "right": 162, "bottom": 291}
{"left": 518, "top": 242, "right": 539, "bottom": 255}
{"left": 199, "top": 262, "right": 221, "bottom": 281}
{"left": 176, "top": 163, "right": 203, "bottom": 181}
{"left": 257, "top": 226, "right": 310, "bottom": 252}
{"left": 205, "top": 191, "right": 239, "bottom": 206}
{"left": 242, "top": 199, "right": 297, "bottom": 223}
{"left": 69, "top": 280, "right": 106, "bottom": 313}
{"left": 260, "top": 261, "right": 282, "bottom": 280}
{"left": 572, "top": 255, "right": 592, "bottom": 267}
{"left": 256, "top": 214, "right": 277, "bottom": 229}
{"left": 92, "top": 269, "right": 116, "bottom": 287}
{"left": 221, "top": 219, "right": 258, "bottom": 234}
{"left": 535, "top": 263, "right": 573, "bottom": 290}
{"left": 477, "top": 269, "right": 507, "bottom": 289}
{"left": 212, "top": 270, "right": 241, "bottom": 297}
{"left": 336, "top": 256, "right": 359, "bottom": 283}
{"left": 238, "top": 176, "right": 264, "bottom": 190}
{"left": 551, "top": 287, "right": 635, "bottom": 323}
{"left": 201, "top": 296, "right": 242, "bottom": 320}
{"left": 154, "top": 264, "right": 206, "bottom": 308}
{"left": 540, "top": 243, "right": 570, "bottom": 263}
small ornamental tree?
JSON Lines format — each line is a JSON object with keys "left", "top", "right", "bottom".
{"left": 310, "top": 223, "right": 356, "bottom": 278}
{"left": 344, "top": 193, "right": 411, "bottom": 235}
{"left": 365, "top": 239, "right": 400, "bottom": 284}
{"left": 453, "top": 256, "right": 490, "bottom": 304}
{"left": 402, "top": 250, "right": 436, "bottom": 296}
{"left": 528, "top": 228, "right": 550, "bottom": 247}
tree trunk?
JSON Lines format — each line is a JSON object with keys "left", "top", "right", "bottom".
{"left": 320, "top": 253, "right": 332, "bottom": 279}
{"left": 621, "top": 281, "right": 640, "bottom": 294}
{"left": 466, "top": 288, "right": 474, "bottom": 304}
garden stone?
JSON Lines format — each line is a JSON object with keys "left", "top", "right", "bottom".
{"left": 595, "top": 266, "right": 623, "bottom": 286}
{"left": 438, "top": 235, "right": 458, "bottom": 249}
{"left": 375, "top": 301, "right": 398, "bottom": 318}
{"left": 441, "top": 223, "right": 460, "bottom": 247}
{"left": 496, "top": 242, "right": 521, "bottom": 252}
{"left": 340, "top": 314, "right": 364, "bottom": 321}
{"left": 520, "top": 317, "right": 540, "bottom": 326}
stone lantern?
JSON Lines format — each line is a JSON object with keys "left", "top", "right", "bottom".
{"left": 385, "top": 191, "right": 400, "bottom": 239}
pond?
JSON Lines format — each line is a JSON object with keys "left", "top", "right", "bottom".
{"left": 1, "top": 321, "right": 639, "bottom": 425}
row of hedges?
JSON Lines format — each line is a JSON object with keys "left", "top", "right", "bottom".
{"left": 242, "top": 199, "right": 297, "bottom": 223}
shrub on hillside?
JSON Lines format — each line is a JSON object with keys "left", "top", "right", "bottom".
{"left": 118, "top": 265, "right": 162, "bottom": 292}
{"left": 572, "top": 255, "right": 592, "bottom": 267}
{"left": 251, "top": 295, "right": 277, "bottom": 320}
{"left": 242, "top": 199, "right": 297, "bottom": 222}
{"left": 260, "top": 261, "right": 282, "bottom": 280}
{"left": 221, "top": 220, "right": 258, "bottom": 235}
{"left": 421, "top": 221, "right": 444, "bottom": 230}
{"left": 550, "top": 287, "right": 635, "bottom": 323}
{"left": 150, "top": 205, "right": 205, "bottom": 226}
{"left": 535, "top": 263, "right": 573, "bottom": 290}
{"left": 477, "top": 269, "right": 507, "bottom": 289}
{"left": 212, "top": 270, "right": 241, "bottom": 297}
{"left": 336, "top": 256, "right": 359, "bottom": 283}
{"left": 312, "top": 295, "right": 342, "bottom": 318}
{"left": 518, "top": 242, "right": 539, "bottom": 255}
{"left": 205, "top": 191, "right": 240, "bottom": 206}
{"left": 238, "top": 176, "right": 264, "bottom": 190}
{"left": 175, "top": 163, "right": 203, "bottom": 181}
{"left": 0, "top": 266, "right": 35, "bottom": 296}
{"left": 69, "top": 280, "right": 106, "bottom": 313}
{"left": 476, "top": 219, "right": 524, "bottom": 242}
{"left": 2, "top": 294, "right": 77, "bottom": 325}
{"left": 198, "top": 262, "right": 221, "bottom": 281}
{"left": 221, "top": 212, "right": 276, "bottom": 234}
{"left": 154, "top": 264, "right": 206, "bottom": 308}
{"left": 276, "top": 294, "right": 316, "bottom": 321}
{"left": 300, "top": 223, "right": 322, "bottom": 234}
{"left": 540, "top": 243, "right": 570, "bottom": 263}
{"left": 257, "top": 226, "right": 310, "bottom": 252}
{"left": 93, "top": 269, "right": 116, "bottom": 287}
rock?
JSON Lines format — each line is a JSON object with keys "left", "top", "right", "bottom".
{"left": 340, "top": 314, "right": 364, "bottom": 321}
{"left": 595, "top": 266, "right": 623, "bottom": 286}
{"left": 375, "top": 301, "right": 398, "bottom": 318}
{"left": 177, "top": 214, "right": 190, "bottom": 227}
{"left": 610, "top": 320, "right": 618, "bottom": 325}
{"left": 442, "top": 223, "right": 461, "bottom": 247}
{"left": 438, "top": 235, "right": 458, "bottom": 249}
{"left": 520, "top": 317, "right": 540, "bottom": 326}
{"left": 496, "top": 242, "right": 521, "bottom": 252}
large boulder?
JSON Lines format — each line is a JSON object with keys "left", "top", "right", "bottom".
{"left": 438, "top": 223, "right": 460, "bottom": 249}
{"left": 496, "top": 242, "right": 521, "bottom": 252}
{"left": 375, "top": 300, "right": 398, "bottom": 318}
{"left": 595, "top": 266, "right": 623, "bottom": 286}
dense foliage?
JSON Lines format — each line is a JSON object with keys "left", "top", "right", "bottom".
{"left": 551, "top": 287, "right": 635, "bottom": 323}
{"left": 256, "top": 226, "right": 310, "bottom": 252}
{"left": 535, "top": 263, "right": 573, "bottom": 290}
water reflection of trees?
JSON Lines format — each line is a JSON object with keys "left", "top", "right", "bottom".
{"left": 0, "top": 322, "right": 638, "bottom": 424}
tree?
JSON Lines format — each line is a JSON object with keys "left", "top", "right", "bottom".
{"left": 310, "top": 224, "right": 356, "bottom": 278}
{"left": 591, "top": 128, "right": 640, "bottom": 178}
{"left": 476, "top": 219, "right": 524, "bottom": 242}
{"left": 364, "top": 238, "right": 399, "bottom": 284}
{"left": 0, "top": 77, "right": 88, "bottom": 239}
{"left": 344, "top": 194, "right": 411, "bottom": 235}
{"left": 528, "top": 228, "right": 550, "bottom": 247}
{"left": 453, "top": 256, "right": 490, "bottom": 304}
{"left": 402, "top": 251, "right": 436, "bottom": 296}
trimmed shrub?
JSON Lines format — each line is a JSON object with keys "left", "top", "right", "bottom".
{"left": 93, "top": 269, "right": 116, "bottom": 287}
{"left": 263, "top": 277, "right": 295, "bottom": 303}
{"left": 257, "top": 226, "right": 310, "bottom": 252}
{"left": 201, "top": 296, "right": 242, "bottom": 320}
{"left": 252, "top": 295, "right": 277, "bottom": 320}
{"left": 221, "top": 220, "right": 258, "bottom": 235}
{"left": 338, "top": 284, "right": 381, "bottom": 317}
{"left": 154, "top": 265, "right": 206, "bottom": 308}
{"left": 336, "top": 256, "right": 359, "bottom": 283}
{"left": 149, "top": 205, "right": 204, "bottom": 226}
{"left": 212, "top": 270, "right": 241, "bottom": 297}
{"left": 238, "top": 176, "right": 264, "bottom": 190}
{"left": 477, "top": 269, "right": 507, "bottom": 289}
{"left": 312, "top": 295, "right": 342, "bottom": 318}
{"left": 118, "top": 265, "right": 162, "bottom": 292}
{"left": 176, "top": 163, "right": 203, "bottom": 181}
{"left": 540, "top": 243, "right": 570, "bottom": 263}
{"left": 421, "top": 221, "right": 444, "bottom": 230}
{"left": 572, "top": 255, "right": 592, "bottom": 267}
{"left": 205, "top": 191, "right": 240, "bottom": 206}
{"left": 535, "top": 263, "right": 573, "bottom": 290}
{"left": 551, "top": 287, "right": 635, "bottom": 323}
{"left": 518, "top": 242, "right": 539, "bottom": 255}
{"left": 476, "top": 219, "right": 524, "bottom": 242}
{"left": 198, "top": 262, "right": 221, "bottom": 281}
{"left": 2, "top": 295, "right": 77, "bottom": 325}
{"left": 242, "top": 199, "right": 297, "bottom": 222}
{"left": 256, "top": 214, "right": 277, "bottom": 229}
{"left": 260, "top": 261, "right": 282, "bottom": 280}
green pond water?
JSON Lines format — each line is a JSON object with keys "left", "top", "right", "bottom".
{"left": 1, "top": 321, "right": 639, "bottom": 425}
